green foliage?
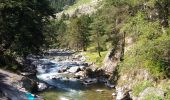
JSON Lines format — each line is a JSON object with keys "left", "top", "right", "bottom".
{"left": 132, "top": 81, "right": 153, "bottom": 96}
{"left": 0, "top": 0, "right": 55, "bottom": 57}
{"left": 64, "top": 15, "right": 92, "bottom": 51}
{"left": 90, "top": 19, "right": 105, "bottom": 55}
{"left": 119, "top": 11, "right": 170, "bottom": 78}
{"left": 119, "top": 34, "right": 170, "bottom": 77}
{"left": 44, "top": 19, "right": 64, "bottom": 48}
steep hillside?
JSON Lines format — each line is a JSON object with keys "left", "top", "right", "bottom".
{"left": 56, "top": 0, "right": 102, "bottom": 17}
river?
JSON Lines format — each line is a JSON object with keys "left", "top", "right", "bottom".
{"left": 30, "top": 50, "right": 115, "bottom": 100}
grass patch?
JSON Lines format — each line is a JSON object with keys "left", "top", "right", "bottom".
{"left": 132, "top": 81, "right": 153, "bottom": 96}
{"left": 83, "top": 51, "right": 108, "bottom": 67}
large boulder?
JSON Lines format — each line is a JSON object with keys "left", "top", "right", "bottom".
{"left": 21, "top": 77, "right": 38, "bottom": 93}
{"left": 75, "top": 71, "right": 85, "bottom": 77}
{"left": 138, "top": 87, "right": 165, "bottom": 100}
{"left": 38, "top": 83, "right": 48, "bottom": 92}
{"left": 85, "top": 68, "right": 107, "bottom": 78}
{"left": 68, "top": 66, "right": 80, "bottom": 73}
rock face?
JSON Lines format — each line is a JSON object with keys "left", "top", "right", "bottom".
{"left": 138, "top": 87, "right": 165, "bottom": 100}
{"left": 102, "top": 37, "right": 124, "bottom": 76}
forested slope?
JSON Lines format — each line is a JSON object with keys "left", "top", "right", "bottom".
{"left": 53, "top": 0, "right": 170, "bottom": 99}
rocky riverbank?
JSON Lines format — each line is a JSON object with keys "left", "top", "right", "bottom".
{"left": 0, "top": 69, "right": 44, "bottom": 100}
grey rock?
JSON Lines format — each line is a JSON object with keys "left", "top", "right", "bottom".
{"left": 21, "top": 77, "right": 38, "bottom": 93}
{"left": 68, "top": 66, "right": 80, "bottom": 73}
{"left": 38, "top": 83, "right": 48, "bottom": 91}
{"left": 75, "top": 71, "right": 85, "bottom": 77}
{"left": 98, "top": 78, "right": 108, "bottom": 83}
{"left": 79, "top": 66, "right": 86, "bottom": 70}
{"left": 116, "top": 87, "right": 131, "bottom": 100}
{"left": 138, "top": 87, "right": 165, "bottom": 100}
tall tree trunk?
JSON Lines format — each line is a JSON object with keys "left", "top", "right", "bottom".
{"left": 96, "top": 31, "right": 101, "bottom": 57}
{"left": 97, "top": 40, "right": 101, "bottom": 57}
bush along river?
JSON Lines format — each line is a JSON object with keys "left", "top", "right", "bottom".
{"left": 26, "top": 49, "right": 116, "bottom": 100}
